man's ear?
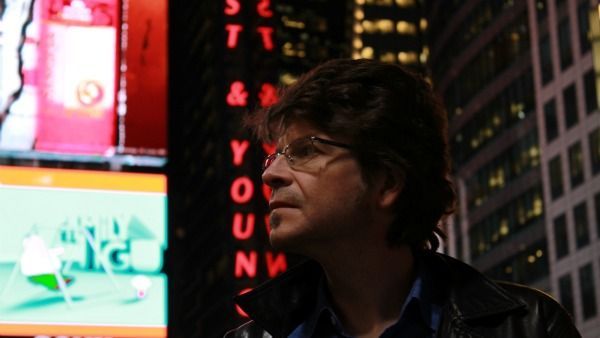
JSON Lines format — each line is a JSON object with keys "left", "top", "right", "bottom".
{"left": 377, "top": 167, "right": 404, "bottom": 209}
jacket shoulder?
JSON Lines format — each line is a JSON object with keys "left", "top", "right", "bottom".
{"left": 495, "top": 281, "right": 581, "bottom": 337}
{"left": 223, "top": 321, "right": 273, "bottom": 338}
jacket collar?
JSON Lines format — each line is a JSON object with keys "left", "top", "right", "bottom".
{"left": 425, "top": 253, "right": 527, "bottom": 321}
{"left": 235, "top": 252, "right": 527, "bottom": 337}
{"left": 235, "top": 259, "right": 323, "bottom": 337}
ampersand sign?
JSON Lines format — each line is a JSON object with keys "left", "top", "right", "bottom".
{"left": 227, "top": 81, "right": 249, "bottom": 107}
{"left": 258, "top": 83, "right": 278, "bottom": 107}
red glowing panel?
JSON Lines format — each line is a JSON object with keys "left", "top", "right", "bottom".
{"left": 124, "top": 0, "right": 168, "bottom": 155}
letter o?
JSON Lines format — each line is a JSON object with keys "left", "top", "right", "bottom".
{"left": 230, "top": 176, "right": 254, "bottom": 204}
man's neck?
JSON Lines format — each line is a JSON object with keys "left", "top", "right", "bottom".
{"left": 316, "top": 241, "right": 415, "bottom": 337}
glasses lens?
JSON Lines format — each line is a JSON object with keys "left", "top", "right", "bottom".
{"left": 287, "top": 138, "right": 318, "bottom": 169}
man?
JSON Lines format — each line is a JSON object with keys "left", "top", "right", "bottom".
{"left": 226, "top": 59, "right": 580, "bottom": 338}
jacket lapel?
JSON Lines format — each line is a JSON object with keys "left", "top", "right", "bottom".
{"left": 235, "top": 260, "right": 323, "bottom": 338}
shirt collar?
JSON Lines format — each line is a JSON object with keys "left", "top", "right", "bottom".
{"left": 291, "top": 255, "right": 442, "bottom": 337}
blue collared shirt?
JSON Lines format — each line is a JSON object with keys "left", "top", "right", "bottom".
{"left": 288, "top": 259, "right": 443, "bottom": 338}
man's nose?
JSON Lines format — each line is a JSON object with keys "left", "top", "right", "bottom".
{"left": 262, "top": 155, "right": 293, "bottom": 189}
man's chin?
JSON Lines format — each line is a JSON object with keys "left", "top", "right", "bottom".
{"left": 269, "top": 228, "right": 304, "bottom": 252}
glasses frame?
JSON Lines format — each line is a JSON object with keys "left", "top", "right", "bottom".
{"left": 262, "top": 136, "right": 352, "bottom": 172}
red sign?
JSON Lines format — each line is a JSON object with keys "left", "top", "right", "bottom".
{"left": 123, "top": 0, "right": 168, "bottom": 155}
{"left": 224, "top": 0, "right": 282, "bottom": 318}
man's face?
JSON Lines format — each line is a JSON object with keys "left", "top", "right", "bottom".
{"left": 262, "top": 120, "right": 378, "bottom": 254}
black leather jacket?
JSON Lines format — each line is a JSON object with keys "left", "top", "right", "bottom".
{"left": 225, "top": 252, "right": 581, "bottom": 338}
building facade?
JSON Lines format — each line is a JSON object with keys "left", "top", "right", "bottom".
{"left": 429, "top": 1, "right": 600, "bottom": 336}
{"left": 530, "top": 0, "right": 600, "bottom": 336}
{"left": 350, "top": 0, "right": 428, "bottom": 72}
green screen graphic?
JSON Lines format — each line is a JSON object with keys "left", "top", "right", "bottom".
{"left": 0, "top": 183, "right": 167, "bottom": 332}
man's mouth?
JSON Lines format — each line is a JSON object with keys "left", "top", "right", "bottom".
{"left": 268, "top": 201, "right": 296, "bottom": 211}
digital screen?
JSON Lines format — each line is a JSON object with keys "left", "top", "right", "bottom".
{"left": 0, "top": 166, "right": 168, "bottom": 337}
{"left": 0, "top": 0, "right": 168, "bottom": 165}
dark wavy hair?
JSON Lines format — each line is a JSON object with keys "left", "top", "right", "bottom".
{"left": 247, "top": 58, "right": 456, "bottom": 251}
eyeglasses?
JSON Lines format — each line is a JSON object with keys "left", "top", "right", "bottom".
{"left": 263, "top": 136, "right": 352, "bottom": 172}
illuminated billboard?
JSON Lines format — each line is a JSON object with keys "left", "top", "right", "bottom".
{"left": 0, "top": 166, "right": 167, "bottom": 337}
{"left": 0, "top": 0, "right": 167, "bottom": 162}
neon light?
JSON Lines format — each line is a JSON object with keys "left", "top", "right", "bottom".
{"left": 225, "top": 24, "right": 243, "bottom": 48}
{"left": 258, "top": 83, "right": 277, "bottom": 107}
{"left": 262, "top": 183, "right": 271, "bottom": 202}
{"left": 262, "top": 142, "right": 276, "bottom": 155}
{"left": 235, "top": 288, "right": 252, "bottom": 317}
{"left": 232, "top": 213, "right": 256, "bottom": 240}
{"left": 235, "top": 251, "right": 258, "bottom": 278}
{"left": 264, "top": 214, "right": 271, "bottom": 234}
{"left": 265, "top": 252, "right": 287, "bottom": 278}
{"left": 256, "top": 26, "right": 275, "bottom": 51}
{"left": 226, "top": 81, "right": 249, "bottom": 107}
{"left": 224, "top": 0, "right": 241, "bottom": 16}
{"left": 230, "top": 176, "right": 254, "bottom": 203}
{"left": 230, "top": 139, "right": 250, "bottom": 166}
{"left": 256, "top": 0, "right": 273, "bottom": 18}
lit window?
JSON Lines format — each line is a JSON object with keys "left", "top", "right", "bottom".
{"left": 395, "top": 0, "right": 415, "bottom": 7}
{"left": 282, "top": 42, "right": 295, "bottom": 57}
{"left": 354, "top": 9, "right": 364, "bottom": 20}
{"left": 362, "top": 20, "right": 374, "bottom": 33}
{"left": 420, "top": 46, "right": 429, "bottom": 63}
{"left": 361, "top": 47, "right": 374, "bottom": 59}
{"left": 366, "top": 0, "right": 393, "bottom": 5}
{"left": 352, "top": 51, "right": 362, "bottom": 60}
{"left": 499, "top": 220, "right": 509, "bottom": 236}
{"left": 533, "top": 195, "right": 543, "bottom": 216}
{"left": 396, "top": 21, "right": 417, "bottom": 35}
{"left": 379, "top": 52, "right": 396, "bottom": 63}
{"left": 420, "top": 18, "right": 428, "bottom": 31}
{"left": 397, "top": 51, "right": 417, "bottom": 64}
{"left": 281, "top": 16, "right": 305, "bottom": 29}
{"left": 280, "top": 73, "right": 297, "bottom": 86}
{"left": 377, "top": 19, "right": 394, "bottom": 33}
{"left": 354, "top": 23, "right": 364, "bottom": 34}
{"left": 353, "top": 38, "right": 363, "bottom": 49}
{"left": 356, "top": 0, "right": 365, "bottom": 5}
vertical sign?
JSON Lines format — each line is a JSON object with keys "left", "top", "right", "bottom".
{"left": 222, "top": 0, "right": 287, "bottom": 317}
{"left": 36, "top": 0, "right": 119, "bottom": 154}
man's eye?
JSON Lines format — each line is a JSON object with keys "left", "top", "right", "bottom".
{"left": 291, "top": 143, "right": 316, "bottom": 159}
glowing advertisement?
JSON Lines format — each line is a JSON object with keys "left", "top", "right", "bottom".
{"left": 0, "top": 0, "right": 168, "bottom": 160}
{"left": 35, "top": 0, "right": 118, "bottom": 154}
{"left": 0, "top": 166, "right": 167, "bottom": 337}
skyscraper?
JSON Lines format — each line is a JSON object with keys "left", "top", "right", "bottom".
{"left": 428, "top": 1, "right": 600, "bottom": 336}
